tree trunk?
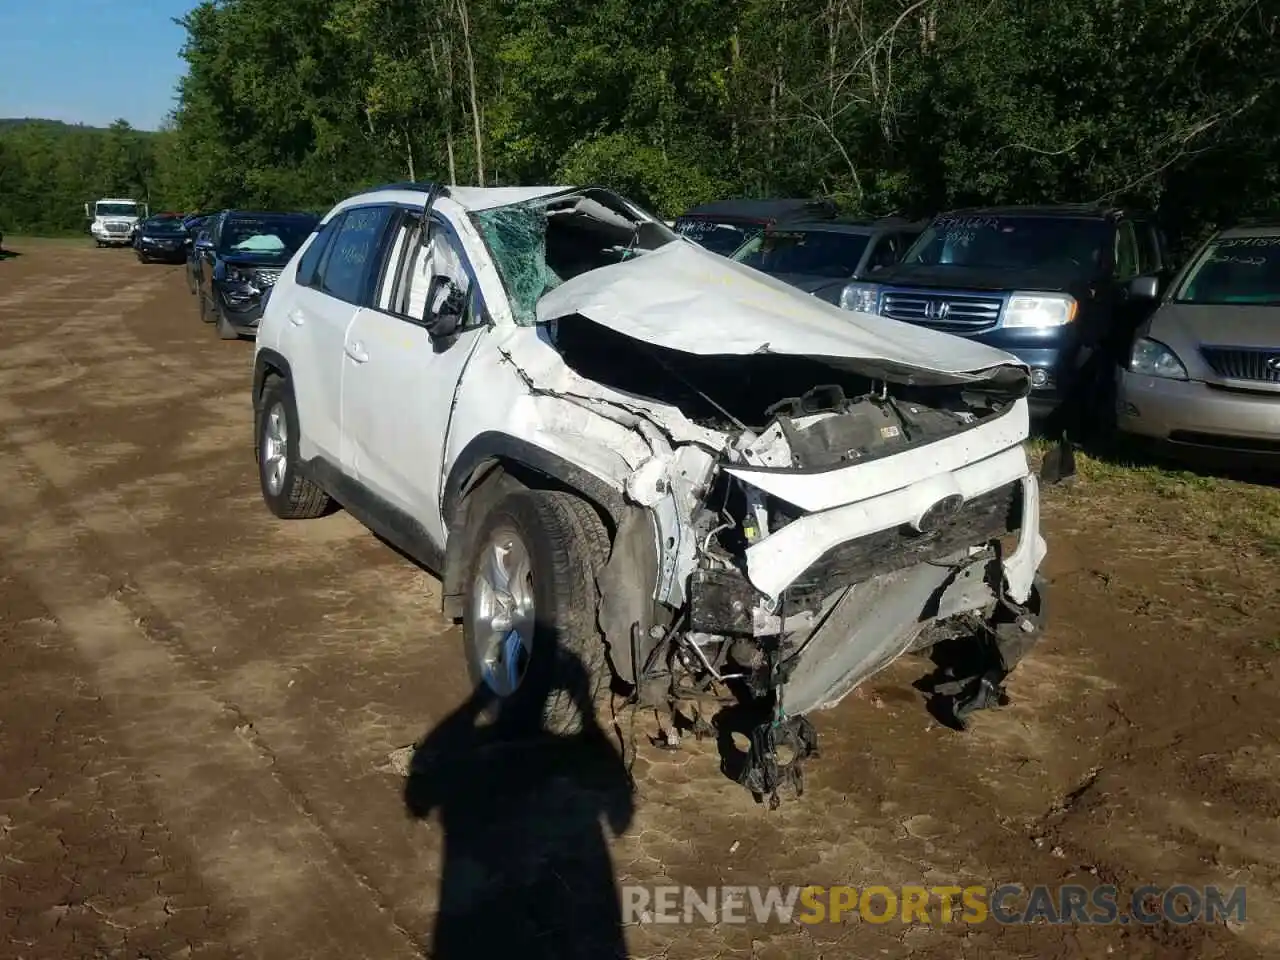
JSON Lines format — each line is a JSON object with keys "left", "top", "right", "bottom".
{"left": 404, "top": 125, "right": 416, "bottom": 181}
{"left": 428, "top": 16, "right": 459, "bottom": 186}
{"left": 730, "top": 26, "right": 740, "bottom": 166}
{"left": 455, "top": 0, "right": 484, "bottom": 185}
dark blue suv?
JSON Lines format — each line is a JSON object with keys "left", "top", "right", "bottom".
{"left": 838, "top": 205, "right": 1173, "bottom": 421}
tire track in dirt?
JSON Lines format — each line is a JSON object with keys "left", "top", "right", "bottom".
{"left": 0, "top": 451, "right": 423, "bottom": 960}
{"left": 3, "top": 433, "right": 448, "bottom": 940}
{"left": 0, "top": 254, "right": 450, "bottom": 944}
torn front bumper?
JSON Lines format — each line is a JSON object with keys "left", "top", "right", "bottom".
{"left": 703, "top": 449, "right": 1046, "bottom": 716}
{"left": 782, "top": 474, "right": 1043, "bottom": 715}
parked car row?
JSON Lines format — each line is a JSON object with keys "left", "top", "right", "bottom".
{"left": 675, "top": 197, "right": 1278, "bottom": 460}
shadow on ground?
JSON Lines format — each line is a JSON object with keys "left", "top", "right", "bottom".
{"left": 404, "top": 651, "right": 634, "bottom": 960}
{"left": 0, "top": 248, "right": 22, "bottom": 260}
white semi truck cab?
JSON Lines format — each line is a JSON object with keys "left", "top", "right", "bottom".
{"left": 86, "top": 198, "right": 148, "bottom": 247}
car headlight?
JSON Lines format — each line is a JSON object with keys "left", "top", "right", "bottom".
{"left": 1003, "top": 292, "right": 1077, "bottom": 328}
{"left": 1128, "top": 337, "right": 1187, "bottom": 380}
{"left": 839, "top": 282, "right": 881, "bottom": 313}
{"left": 226, "top": 267, "right": 251, "bottom": 284}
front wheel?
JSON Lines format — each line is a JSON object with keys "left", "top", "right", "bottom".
{"left": 255, "top": 377, "right": 331, "bottom": 520}
{"left": 462, "top": 490, "right": 612, "bottom": 736}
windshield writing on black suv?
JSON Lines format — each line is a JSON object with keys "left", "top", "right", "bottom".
{"left": 145, "top": 220, "right": 187, "bottom": 235}
{"left": 734, "top": 230, "right": 869, "bottom": 278}
{"left": 1175, "top": 236, "right": 1280, "bottom": 306}
{"left": 675, "top": 219, "right": 760, "bottom": 256}
{"left": 903, "top": 216, "right": 1108, "bottom": 277}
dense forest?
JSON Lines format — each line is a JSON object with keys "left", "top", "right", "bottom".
{"left": 1, "top": 0, "right": 1278, "bottom": 247}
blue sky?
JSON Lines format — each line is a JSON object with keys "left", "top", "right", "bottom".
{"left": 0, "top": 0, "right": 193, "bottom": 130}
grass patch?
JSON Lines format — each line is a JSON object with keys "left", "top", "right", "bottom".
{"left": 1050, "top": 447, "right": 1280, "bottom": 557}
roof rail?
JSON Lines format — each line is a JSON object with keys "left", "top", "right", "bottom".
{"left": 1226, "top": 215, "right": 1280, "bottom": 229}
{"left": 356, "top": 180, "right": 452, "bottom": 198}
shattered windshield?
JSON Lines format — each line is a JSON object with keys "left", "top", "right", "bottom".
{"left": 470, "top": 190, "right": 675, "bottom": 325}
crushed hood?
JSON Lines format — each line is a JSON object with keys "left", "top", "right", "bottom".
{"left": 535, "top": 242, "right": 1031, "bottom": 389}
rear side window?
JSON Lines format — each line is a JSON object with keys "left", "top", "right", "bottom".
{"left": 296, "top": 215, "right": 341, "bottom": 289}
{"left": 317, "top": 206, "right": 395, "bottom": 305}
{"left": 1133, "top": 221, "right": 1162, "bottom": 275}
{"left": 1113, "top": 222, "right": 1140, "bottom": 280}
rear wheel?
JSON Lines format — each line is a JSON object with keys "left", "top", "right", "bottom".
{"left": 215, "top": 306, "right": 239, "bottom": 340}
{"left": 255, "top": 377, "right": 331, "bottom": 520}
{"left": 197, "top": 287, "right": 214, "bottom": 323}
{"left": 462, "top": 490, "right": 612, "bottom": 736}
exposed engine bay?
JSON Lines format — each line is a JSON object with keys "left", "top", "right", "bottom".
{"left": 536, "top": 315, "right": 1049, "bottom": 807}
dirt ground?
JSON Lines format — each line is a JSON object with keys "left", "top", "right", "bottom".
{"left": 1, "top": 237, "right": 1279, "bottom": 960}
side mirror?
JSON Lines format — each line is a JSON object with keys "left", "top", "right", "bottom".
{"left": 424, "top": 275, "right": 469, "bottom": 339}
{"left": 1127, "top": 275, "right": 1159, "bottom": 300}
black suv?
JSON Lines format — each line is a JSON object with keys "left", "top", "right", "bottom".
{"left": 192, "top": 209, "right": 319, "bottom": 340}
{"left": 728, "top": 217, "right": 924, "bottom": 303}
{"left": 838, "top": 205, "right": 1173, "bottom": 421}
{"left": 672, "top": 198, "right": 837, "bottom": 256}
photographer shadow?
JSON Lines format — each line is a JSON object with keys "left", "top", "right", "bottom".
{"left": 404, "top": 650, "right": 635, "bottom": 960}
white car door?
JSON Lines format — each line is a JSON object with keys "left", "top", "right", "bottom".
{"left": 278, "top": 210, "right": 388, "bottom": 466}
{"left": 341, "top": 208, "right": 487, "bottom": 546}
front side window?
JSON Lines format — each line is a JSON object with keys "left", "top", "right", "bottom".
{"left": 1174, "top": 235, "right": 1280, "bottom": 306}
{"left": 296, "top": 215, "right": 342, "bottom": 288}
{"left": 903, "top": 215, "right": 1110, "bottom": 279}
{"left": 317, "top": 206, "right": 395, "bottom": 304}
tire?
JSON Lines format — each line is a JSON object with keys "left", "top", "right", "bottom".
{"left": 215, "top": 305, "right": 239, "bottom": 340}
{"left": 255, "top": 376, "right": 331, "bottom": 520}
{"left": 197, "top": 288, "right": 213, "bottom": 323}
{"left": 462, "top": 489, "right": 612, "bottom": 736}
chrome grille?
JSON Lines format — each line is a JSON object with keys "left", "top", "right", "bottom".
{"left": 105, "top": 221, "right": 130, "bottom": 234}
{"left": 1200, "top": 345, "right": 1280, "bottom": 384}
{"left": 880, "top": 292, "right": 1003, "bottom": 332}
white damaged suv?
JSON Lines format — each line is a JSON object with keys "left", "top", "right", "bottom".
{"left": 251, "top": 183, "right": 1061, "bottom": 804}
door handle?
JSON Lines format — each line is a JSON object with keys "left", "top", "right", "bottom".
{"left": 288, "top": 310, "right": 305, "bottom": 326}
{"left": 345, "top": 340, "right": 369, "bottom": 363}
